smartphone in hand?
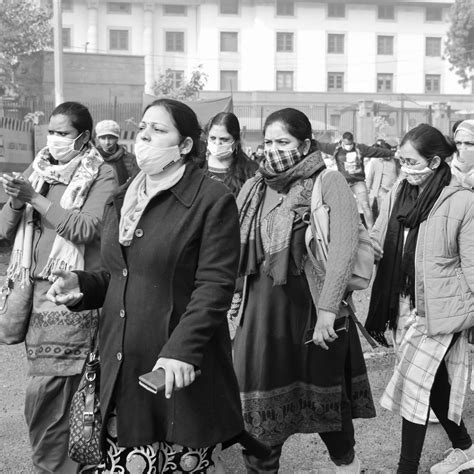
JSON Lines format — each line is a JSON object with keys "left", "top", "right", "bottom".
{"left": 138, "top": 368, "right": 202, "bottom": 394}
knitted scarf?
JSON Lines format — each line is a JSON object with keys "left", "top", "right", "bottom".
{"left": 8, "top": 145, "right": 103, "bottom": 284}
{"left": 365, "top": 161, "right": 452, "bottom": 345}
{"left": 237, "top": 151, "right": 325, "bottom": 285}
{"left": 97, "top": 145, "right": 130, "bottom": 185}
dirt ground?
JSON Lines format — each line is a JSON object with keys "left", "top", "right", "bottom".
{"left": 0, "top": 248, "right": 473, "bottom": 473}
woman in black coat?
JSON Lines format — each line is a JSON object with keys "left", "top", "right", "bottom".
{"left": 47, "top": 99, "right": 244, "bottom": 472}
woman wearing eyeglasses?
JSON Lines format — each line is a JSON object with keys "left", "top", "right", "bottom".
{"left": 366, "top": 123, "right": 474, "bottom": 473}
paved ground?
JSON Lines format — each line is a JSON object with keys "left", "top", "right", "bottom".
{"left": 0, "top": 249, "right": 473, "bottom": 473}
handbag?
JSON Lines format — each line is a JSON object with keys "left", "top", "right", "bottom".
{"left": 68, "top": 342, "right": 103, "bottom": 465}
{"left": 0, "top": 275, "right": 33, "bottom": 345}
{"left": 305, "top": 169, "right": 374, "bottom": 292}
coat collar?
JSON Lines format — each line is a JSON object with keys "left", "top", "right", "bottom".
{"left": 107, "top": 161, "right": 204, "bottom": 213}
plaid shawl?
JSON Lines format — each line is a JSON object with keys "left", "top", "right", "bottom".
{"left": 237, "top": 151, "right": 325, "bottom": 285}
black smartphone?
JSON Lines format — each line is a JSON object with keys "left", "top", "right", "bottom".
{"left": 304, "top": 317, "right": 349, "bottom": 345}
{"left": 138, "top": 368, "right": 202, "bottom": 394}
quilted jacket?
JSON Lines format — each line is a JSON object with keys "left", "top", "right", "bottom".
{"left": 371, "top": 176, "right": 474, "bottom": 335}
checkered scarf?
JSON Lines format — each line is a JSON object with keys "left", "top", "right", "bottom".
{"left": 263, "top": 147, "right": 304, "bottom": 173}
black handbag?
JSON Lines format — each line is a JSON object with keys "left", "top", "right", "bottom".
{"left": 0, "top": 276, "right": 33, "bottom": 345}
{"left": 68, "top": 343, "right": 103, "bottom": 465}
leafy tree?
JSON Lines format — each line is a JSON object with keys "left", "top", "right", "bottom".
{"left": 152, "top": 65, "right": 208, "bottom": 100}
{"left": 0, "top": 0, "right": 52, "bottom": 96}
{"left": 444, "top": 0, "right": 474, "bottom": 86}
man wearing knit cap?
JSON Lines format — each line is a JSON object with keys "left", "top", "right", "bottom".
{"left": 95, "top": 120, "right": 139, "bottom": 185}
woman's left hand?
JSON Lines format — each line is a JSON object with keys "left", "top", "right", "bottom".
{"left": 0, "top": 173, "right": 38, "bottom": 204}
{"left": 153, "top": 357, "right": 196, "bottom": 399}
{"left": 311, "top": 310, "right": 338, "bottom": 350}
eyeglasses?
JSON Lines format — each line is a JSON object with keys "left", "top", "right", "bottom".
{"left": 398, "top": 156, "right": 421, "bottom": 167}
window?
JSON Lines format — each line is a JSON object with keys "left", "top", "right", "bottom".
{"left": 220, "top": 70, "right": 238, "bottom": 91}
{"left": 276, "top": 71, "right": 294, "bottom": 91}
{"left": 377, "top": 73, "right": 393, "bottom": 92}
{"left": 276, "top": 32, "right": 294, "bottom": 52}
{"left": 328, "top": 72, "right": 344, "bottom": 91}
{"left": 328, "top": 4, "right": 345, "bottom": 18}
{"left": 377, "top": 5, "right": 394, "bottom": 20}
{"left": 163, "top": 5, "right": 187, "bottom": 15}
{"left": 220, "top": 32, "right": 238, "bottom": 52}
{"left": 62, "top": 0, "right": 72, "bottom": 11}
{"left": 276, "top": 0, "right": 294, "bottom": 16}
{"left": 377, "top": 35, "right": 394, "bottom": 55}
{"left": 426, "top": 6, "right": 442, "bottom": 21}
{"left": 109, "top": 29, "right": 129, "bottom": 51}
{"left": 168, "top": 69, "right": 184, "bottom": 89}
{"left": 327, "top": 34, "right": 344, "bottom": 54}
{"left": 426, "top": 37, "right": 441, "bottom": 57}
{"left": 330, "top": 114, "right": 341, "bottom": 128}
{"left": 220, "top": 0, "right": 238, "bottom": 15}
{"left": 62, "top": 28, "right": 71, "bottom": 48}
{"left": 425, "top": 74, "right": 440, "bottom": 93}
{"left": 107, "top": 2, "right": 131, "bottom": 14}
{"left": 165, "top": 31, "right": 185, "bottom": 52}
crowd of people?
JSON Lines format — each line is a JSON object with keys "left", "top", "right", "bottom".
{"left": 0, "top": 99, "right": 473, "bottom": 474}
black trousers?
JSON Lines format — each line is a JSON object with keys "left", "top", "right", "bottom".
{"left": 397, "top": 334, "right": 472, "bottom": 473}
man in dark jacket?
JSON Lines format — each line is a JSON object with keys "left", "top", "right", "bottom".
{"left": 95, "top": 120, "right": 139, "bottom": 185}
{"left": 317, "top": 131, "right": 393, "bottom": 230}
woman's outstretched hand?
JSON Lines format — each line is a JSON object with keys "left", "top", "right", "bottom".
{"left": 153, "top": 357, "right": 196, "bottom": 400}
{"left": 46, "top": 270, "right": 83, "bottom": 306}
{"left": 311, "top": 310, "right": 337, "bottom": 350}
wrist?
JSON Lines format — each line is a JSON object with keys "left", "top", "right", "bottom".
{"left": 9, "top": 200, "right": 25, "bottom": 211}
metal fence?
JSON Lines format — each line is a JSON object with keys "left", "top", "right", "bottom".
{"left": 1, "top": 98, "right": 439, "bottom": 142}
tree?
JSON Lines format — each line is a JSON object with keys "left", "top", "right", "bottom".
{"left": 0, "top": 0, "right": 52, "bottom": 96}
{"left": 444, "top": 0, "right": 474, "bottom": 86}
{"left": 152, "top": 65, "right": 208, "bottom": 100}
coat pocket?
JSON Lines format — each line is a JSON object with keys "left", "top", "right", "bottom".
{"left": 455, "top": 267, "right": 470, "bottom": 302}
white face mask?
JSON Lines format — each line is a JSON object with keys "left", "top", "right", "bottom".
{"left": 207, "top": 141, "right": 234, "bottom": 159}
{"left": 135, "top": 141, "right": 182, "bottom": 176}
{"left": 47, "top": 134, "right": 83, "bottom": 163}
{"left": 342, "top": 143, "right": 354, "bottom": 151}
{"left": 451, "top": 150, "right": 474, "bottom": 189}
{"left": 401, "top": 165, "right": 434, "bottom": 186}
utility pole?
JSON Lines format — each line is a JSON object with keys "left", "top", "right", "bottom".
{"left": 52, "top": 0, "right": 64, "bottom": 105}
{"left": 400, "top": 93, "right": 405, "bottom": 136}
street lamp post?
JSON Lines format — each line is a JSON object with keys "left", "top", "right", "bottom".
{"left": 52, "top": 0, "right": 64, "bottom": 105}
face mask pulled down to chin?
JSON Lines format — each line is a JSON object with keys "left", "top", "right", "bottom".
{"left": 47, "top": 134, "right": 84, "bottom": 163}
{"left": 401, "top": 164, "right": 434, "bottom": 186}
{"left": 135, "top": 141, "right": 182, "bottom": 176}
{"left": 451, "top": 149, "right": 474, "bottom": 189}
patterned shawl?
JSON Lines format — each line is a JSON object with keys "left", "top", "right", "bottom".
{"left": 237, "top": 151, "right": 325, "bottom": 285}
{"left": 8, "top": 145, "right": 103, "bottom": 284}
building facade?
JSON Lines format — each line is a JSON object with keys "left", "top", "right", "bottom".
{"left": 55, "top": 0, "right": 470, "bottom": 97}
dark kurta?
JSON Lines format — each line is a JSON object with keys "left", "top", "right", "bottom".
{"left": 233, "top": 181, "right": 376, "bottom": 446}
{"left": 75, "top": 163, "right": 244, "bottom": 449}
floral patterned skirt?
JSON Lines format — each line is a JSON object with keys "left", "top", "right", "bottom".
{"left": 94, "top": 412, "right": 220, "bottom": 473}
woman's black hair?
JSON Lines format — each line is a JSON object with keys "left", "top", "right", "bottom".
{"left": 142, "top": 98, "right": 202, "bottom": 162}
{"left": 50, "top": 101, "right": 93, "bottom": 138}
{"left": 205, "top": 112, "right": 258, "bottom": 195}
{"left": 263, "top": 108, "right": 318, "bottom": 155}
{"left": 400, "top": 123, "right": 457, "bottom": 162}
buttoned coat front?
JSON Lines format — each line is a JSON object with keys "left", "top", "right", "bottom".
{"left": 75, "top": 163, "right": 244, "bottom": 449}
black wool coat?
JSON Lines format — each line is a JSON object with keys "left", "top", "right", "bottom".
{"left": 75, "top": 162, "right": 244, "bottom": 448}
